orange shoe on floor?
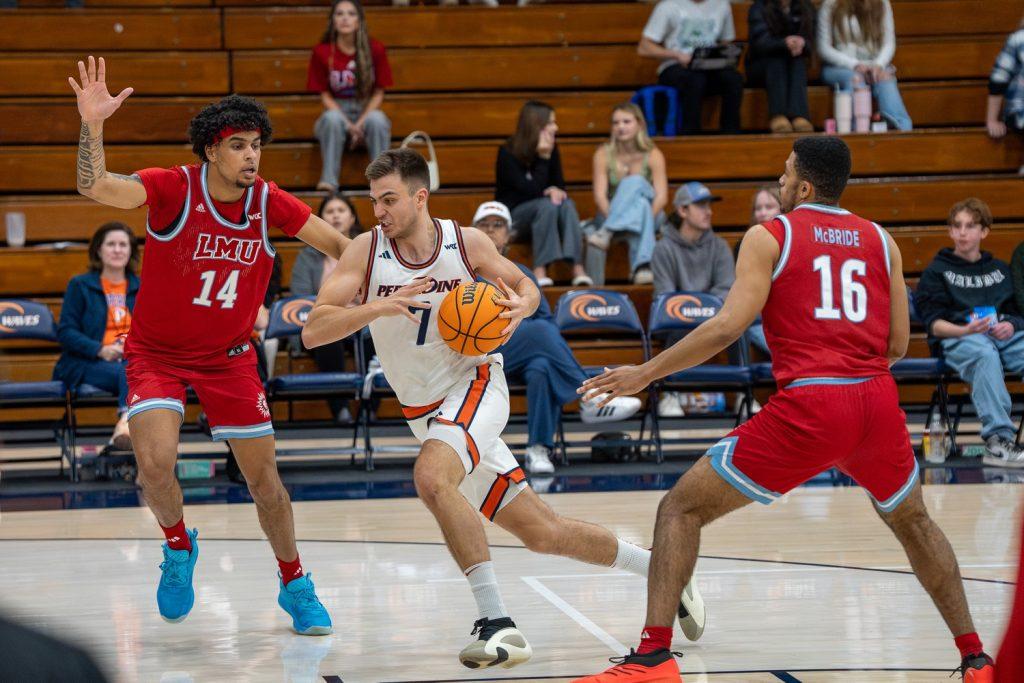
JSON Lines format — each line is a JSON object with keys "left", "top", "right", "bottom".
{"left": 572, "top": 648, "right": 682, "bottom": 682}
{"left": 960, "top": 652, "right": 995, "bottom": 682}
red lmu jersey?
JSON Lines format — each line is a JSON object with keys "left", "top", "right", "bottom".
{"left": 126, "top": 163, "right": 306, "bottom": 367}
{"left": 760, "top": 203, "right": 893, "bottom": 386}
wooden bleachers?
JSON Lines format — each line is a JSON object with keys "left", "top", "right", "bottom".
{"left": 2, "top": 2, "right": 1017, "bottom": 52}
{"left": 0, "top": 80, "right": 990, "bottom": 145}
{"left": 4, "top": 176, "right": 1023, "bottom": 245}
{"left": 3, "top": 129, "right": 1020, "bottom": 192}
{"left": 3, "top": 0, "right": 1023, "bottom": 428}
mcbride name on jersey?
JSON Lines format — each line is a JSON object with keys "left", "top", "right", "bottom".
{"left": 363, "top": 219, "right": 490, "bottom": 407}
{"left": 127, "top": 163, "right": 310, "bottom": 366}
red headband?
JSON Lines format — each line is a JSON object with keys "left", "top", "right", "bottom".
{"left": 214, "top": 126, "right": 261, "bottom": 144}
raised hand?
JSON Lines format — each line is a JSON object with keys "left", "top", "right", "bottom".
{"left": 68, "top": 56, "right": 133, "bottom": 123}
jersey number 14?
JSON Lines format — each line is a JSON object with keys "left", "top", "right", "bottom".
{"left": 193, "top": 270, "right": 240, "bottom": 309}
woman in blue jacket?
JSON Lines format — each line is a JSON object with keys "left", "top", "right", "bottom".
{"left": 53, "top": 222, "right": 139, "bottom": 450}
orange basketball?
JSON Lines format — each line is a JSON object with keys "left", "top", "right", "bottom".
{"left": 437, "top": 281, "right": 510, "bottom": 356}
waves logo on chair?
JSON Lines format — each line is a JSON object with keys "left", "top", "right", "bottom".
{"left": 665, "top": 294, "right": 717, "bottom": 323}
{"left": 281, "top": 299, "right": 313, "bottom": 327}
{"left": 0, "top": 301, "right": 41, "bottom": 333}
{"left": 569, "top": 293, "right": 621, "bottom": 322}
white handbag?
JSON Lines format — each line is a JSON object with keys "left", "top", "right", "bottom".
{"left": 400, "top": 130, "right": 440, "bottom": 191}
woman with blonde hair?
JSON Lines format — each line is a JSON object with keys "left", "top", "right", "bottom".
{"left": 750, "top": 184, "right": 783, "bottom": 224}
{"left": 307, "top": 0, "right": 393, "bottom": 191}
{"left": 585, "top": 103, "right": 668, "bottom": 285}
{"left": 818, "top": 0, "right": 912, "bottom": 130}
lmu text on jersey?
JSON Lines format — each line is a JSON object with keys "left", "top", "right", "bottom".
{"left": 193, "top": 234, "right": 263, "bottom": 266}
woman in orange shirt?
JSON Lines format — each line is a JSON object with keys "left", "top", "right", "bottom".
{"left": 54, "top": 222, "right": 139, "bottom": 450}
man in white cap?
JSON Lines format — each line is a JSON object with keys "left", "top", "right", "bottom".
{"left": 472, "top": 201, "right": 644, "bottom": 473}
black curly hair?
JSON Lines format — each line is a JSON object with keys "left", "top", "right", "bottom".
{"left": 187, "top": 94, "right": 273, "bottom": 162}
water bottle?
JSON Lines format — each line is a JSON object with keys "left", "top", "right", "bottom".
{"left": 925, "top": 415, "right": 947, "bottom": 463}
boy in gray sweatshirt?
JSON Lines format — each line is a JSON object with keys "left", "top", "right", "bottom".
{"left": 651, "top": 182, "right": 735, "bottom": 299}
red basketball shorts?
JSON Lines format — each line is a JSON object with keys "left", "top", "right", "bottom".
{"left": 708, "top": 374, "right": 918, "bottom": 512}
{"left": 124, "top": 353, "right": 273, "bottom": 441}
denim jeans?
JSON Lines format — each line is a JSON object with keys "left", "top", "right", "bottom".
{"left": 821, "top": 65, "right": 913, "bottom": 131}
{"left": 583, "top": 214, "right": 655, "bottom": 285}
{"left": 314, "top": 99, "right": 391, "bottom": 188}
{"left": 80, "top": 358, "right": 129, "bottom": 413}
{"left": 941, "top": 330, "right": 1024, "bottom": 440}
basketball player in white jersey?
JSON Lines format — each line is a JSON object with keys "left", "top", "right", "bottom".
{"left": 304, "top": 148, "right": 705, "bottom": 670}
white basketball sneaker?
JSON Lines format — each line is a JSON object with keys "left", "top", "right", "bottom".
{"left": 678, "top": 578, "right": 706, "bottom": 641}
{"left": 459, "top": 617, "right": 532, "bottom": 669}
{"left": 580, "top": 395, "right": 642, "bottom": 423}
{"left": 525, "top": 445, "right": 555, "bottom": 474}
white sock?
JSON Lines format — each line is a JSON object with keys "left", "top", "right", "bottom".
{"left": 465, "top": 561, "right": 508, "bottom": 621}
{"left": 612, "top": 538, "right": 651, "bottom": 577}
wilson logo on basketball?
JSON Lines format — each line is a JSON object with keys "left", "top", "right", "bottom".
{"left": 0, "top": 301, "right": 41, "bottom": 333}
{"left": 280, "top": 299, "right": 313, "bottom": 327}
{"left": 569, "top": 293, "right": 621, "bottom": 322}
{"left": 665, "top": 294, "right": 717, "bottom": 323}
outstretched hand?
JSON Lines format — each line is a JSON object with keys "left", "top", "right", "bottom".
{"left": 68, "top": 56, "right": 133, "bottom": 123}
{"left": 577, "top": 364, "right": 652, "bottom": 408}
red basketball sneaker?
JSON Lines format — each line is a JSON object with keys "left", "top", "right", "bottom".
{"left": 959, "top": 652, "right": 995, "bottom": 682}
{"left": 572, "top": 649, "right": 682, "bottom": 682}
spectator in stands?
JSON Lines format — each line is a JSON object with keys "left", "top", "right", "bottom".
{"left": 585, "top": 103, "right": 667, "bottom": 286}
{"left": 473, "top": 201, "right": 642, "bottom": 474}
{"left": 746, "top": 0, "right": 816, "bottom": 133}
{"left": 291, "top": 193, "right": 363, "bottom": 422}
{"left": 987, "top": 17, "right": 1024, "bottom": 175}
{"left": 915, "top": 198, "right": 1024, "bottom": 466}
{"left": 638, "top": 0, "right": 744, "bottom": 134}
{"left": 496, "top": 101, "right": 592, "bottom": 288}
{"left": 751, "top": 184, "right": 783, "bottom": 224}
{"left": 652, "top": 183, "right": 735, "bottom": 416}
{"left": 53, "top": 222, "right": 138, "bottom": 450}
{"left": 308, "top": 0, "right": 393, "bottom": 192}
{"left": 817, "top": 0, "right": 912, "bottom": 131}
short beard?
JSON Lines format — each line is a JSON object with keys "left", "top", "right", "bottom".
{"left": 235, "top": 177, "right": 256, "bottom": 189}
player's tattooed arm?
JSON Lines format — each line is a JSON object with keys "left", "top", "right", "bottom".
{"left": 69, "top": 56, "right": 145, "bottom": 209}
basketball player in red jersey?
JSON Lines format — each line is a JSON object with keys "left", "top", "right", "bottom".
{"left": 575, "top": 137, "right": 995, "bottom": 682}
{"left": 69, "top": 56, "right": 346, "bottom": 634}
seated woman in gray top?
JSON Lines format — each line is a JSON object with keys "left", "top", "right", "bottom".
{"left": 290, "top": 192, "right": 362, "bottom": 421}
{"left": 585, "top": 103, "right": 667, "bottom": 286}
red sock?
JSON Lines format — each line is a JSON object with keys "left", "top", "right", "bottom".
{"left": 278, "top": 555, "right": 304, "bottom": 585}
{"left": 160, "top": 518, "right": 191, "bottom": 552}
{"left": 637, "top": 625, "right": 673, "bottom": 655}
{"left": 955, "top": 632, "right": 984, "bottom": 659}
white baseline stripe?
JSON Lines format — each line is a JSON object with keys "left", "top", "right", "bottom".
{"left": 522, "top": 576, "right": 627, "bottom": 655}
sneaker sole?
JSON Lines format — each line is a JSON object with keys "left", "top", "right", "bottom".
{"left": 459, "top": 631, "right": 532, "bottom": 670}
{"left": 983, "top": 454, "right": 1024, "bottom": 468}
{"left": 459, "top": 646, "right": 531, "bottom": 669}
{"left": 295, "top": 624, "right": 333, "bottom": 636}
{"left": 160, "top": 613, "right": 190, "bottom": 624}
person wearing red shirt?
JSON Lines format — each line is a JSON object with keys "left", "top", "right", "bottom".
{"left": 308, "top": 0, "right": 394, "bottom": 191}
{"left": 69, "top": 56, "right": 349, "bottom": 635}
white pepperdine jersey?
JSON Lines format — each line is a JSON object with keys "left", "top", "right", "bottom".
{"left": 363, "top": 218, "right": 498, "bottom": 408}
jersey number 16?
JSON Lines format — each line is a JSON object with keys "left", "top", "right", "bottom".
{"left": 813, "top": 255, "right": 867, "bottom": 323}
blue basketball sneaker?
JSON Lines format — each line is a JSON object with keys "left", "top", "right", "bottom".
{"left": 278, "top": 573, "right": 332, "bottom": 635}
{"left": 157, "top": 528, "right": 199, "bottom": 623}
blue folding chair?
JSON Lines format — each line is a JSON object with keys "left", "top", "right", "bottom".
{"left": 553, "top": 289, "right": 659, "bottom": 463}
{"left": 264, "top": 296, "right": 369, "bottom": 467}
{"left": 0, "top": 299, "right": 75, "bottom": 477}
{"left": 631, "top": 85, "right": 680, "bottom": 137}
{"left": 648, "top": 292, "right": 754, "bottom": 458}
